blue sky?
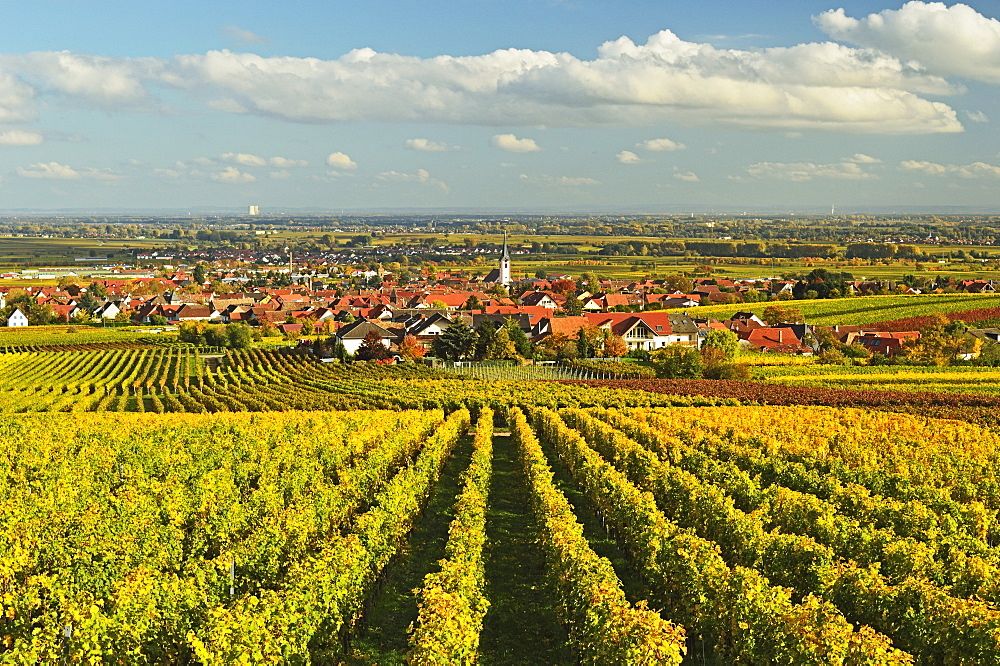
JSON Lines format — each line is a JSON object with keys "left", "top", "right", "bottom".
{"left": 1, "top": 0, "right": 999, "bottom": 212}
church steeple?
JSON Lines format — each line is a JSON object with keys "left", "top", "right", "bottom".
{"left": 499, "top": 230, "right": 511, "bottom": 286}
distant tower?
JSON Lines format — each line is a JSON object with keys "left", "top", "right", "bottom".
{"left": 831, "top": 204, "right": 836, "bottom": 216}
{"left": 499, "top": 231, "right": 512, "bottom": 286}
{"left": 248, "top": 205, "right": 260, "bottom": 216}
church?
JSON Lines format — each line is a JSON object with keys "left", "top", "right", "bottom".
{"left": 481, "top": 232, "right": 512, "bottom": 286}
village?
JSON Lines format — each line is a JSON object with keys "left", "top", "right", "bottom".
{"left": 2, "top": 235, "right": 998, "bottom": 365}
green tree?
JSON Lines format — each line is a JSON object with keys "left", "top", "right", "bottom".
{"left": 484, "top": 327, "right": 520, "bottom": 361}
{"left": 563, "top": 295, "right": 583, "bottom": 316}
{"left": 473, "top": 320, "right": 497, "bottom": 360}
{"left": 504, "top": 318, "right": 533, "bottom": 359}
{"left": 651, "top": 346, "right": 704, "bottom": 379}
{"left": 431, "top": 319, "right": 477, "bottom": 361}
{"left": 226, "top": 322, "right": 253, "bottom": 349}
{"left": 193, "top": 263, "right": 208, "bottom": 285}
{"left": 701, "top": 329, "right": 740, "bottom": 362}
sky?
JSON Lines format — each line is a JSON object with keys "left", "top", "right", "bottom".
{"left": 1, "top": 0, "right": 999, "bottom": 213}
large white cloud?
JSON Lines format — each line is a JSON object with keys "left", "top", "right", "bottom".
{"left": 816, "top": 2, "right": 1000, "bottom": 83}
{"left": 0, "top": 24, "right": 974, "bottom": 133}
{"left": 1, "top": 51, "right": 160, "bottom": 109}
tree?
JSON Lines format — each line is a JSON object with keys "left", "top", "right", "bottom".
{"left": 301, "top": 319, "right": 315, "bottom": 336}
{"left": 504, "top": 319, "right": 533, "bottom": 359}
{"left": 534, "top": 268, "right": 548, "bottom": 279}
{"left": 178, "top": 321, "right": 206, "bottom": 344}
{"left": 193, "top": 263, "right": 208, "bottom": 285}
{"left": 651, "top": 346, "right": 704, "bottom": 379}
{"left": 701, "top": 329, "right": 740, "bottom": 362}
{"left": 484, "top": 327, "right": 520, "bottom": 361}
{"left": 464, "top": 294, "right": 482, "bottom": 311}
{"left": 398, "top": 334, "right": 427, "bottom": 360}
{"left": 88, "top": 281, "right": 109, "bottom": 299}
{"left": 355, "top": 330, "right": 392, "bottom": 361}
{"left": 563, "top": 295, "right": 583, "bottom": 316}
{"left": 149, "top": 314, "right": 168, "bottom": 326}
{"left": 473, "top": 320, "right": 497, "bottom": 360}
{"left": 326, "top": 336, "right": 352, "bottom": 362}
{"left": 762, "top": 304, "right": 803, "bottom": 326}
{"left": 226, "top": 323, "right": 253, "bottom": 349}
{"left": 603, "top": 334, "right": 628, "bottom": 358}
{"left": 576, "top": 326, "right": 595, "bottom": 358}
{"left": 901, "top": 315, "right": 977, "bottom": 366}
{"left": 662, "top": 274, "right": 691, "bottom": 293}
{"left": 76, "top": 292, "right": 99, "bottom": 314}
{"left": 431, "top": 319, "right": 477, "bottom": 361}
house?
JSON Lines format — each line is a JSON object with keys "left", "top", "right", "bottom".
{"left": 851, "top": 331, "right": 919, "bottom": 357}
{"left": 520, "top": 291, "right": 559, "bottom": 309}
{"left": 6, "top": 308, "right": 28, "bottom": 327}
{"left": 740, "top": 327, "right": 811, "bottom": 354}
{"left": 583, "top": 312, "right": 700, "bottom": 351}
{"left": 336, "top": 320, "right": 397, "bottom": 355}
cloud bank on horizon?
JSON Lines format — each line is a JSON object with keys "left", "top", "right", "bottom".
{"left": 0, "top": 1, "right": 998, "bottom": 210}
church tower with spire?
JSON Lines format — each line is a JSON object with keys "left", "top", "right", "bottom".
{"left": 499, "top": 230, "right": 512, "bottom": 286}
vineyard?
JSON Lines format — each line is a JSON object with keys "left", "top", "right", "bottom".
{"left": 666, "top": 293, "right": 1000, "bottom": 326}
{"left": 3, "top": 346, "right": 1000, "bottom": 662}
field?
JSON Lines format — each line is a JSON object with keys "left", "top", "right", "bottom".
{"left": 667, "top": 293, "right": 1000, "bottom": 326}
{"left": 3, "top": 345, "right": 1000, "bottom": 662}
{"left": 0, "top": 325, "right": 177, "bottom": 350}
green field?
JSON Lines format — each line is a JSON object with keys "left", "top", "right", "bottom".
{"left": 668, "top": 293, "right": 1000, "bottom": 325}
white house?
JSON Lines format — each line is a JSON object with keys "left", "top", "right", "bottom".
{"left": 6, "top": 308, "right": 28, "bottom": 327}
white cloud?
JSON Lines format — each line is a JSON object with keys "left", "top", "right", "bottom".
{"left": 17, "top": 161, "right": 118, "bottom": 180}
{"left": 2, "top": 51, "right": 159, "bottom": 109}
{"left": 268, "top": 156, "right": 308, "bottom": 167}
{"left": 211, "top": 166, "right": 256, "bottom": 183}
{"left": 965, "top": 110, "right": 989, "bottom": 123}
{"left": 0, "top": 23, "right": 973, "bottom": 134}
{"left": 269, "top": 170, "right": 292, "bottom": 179}
{"left": 899, "top": 160, "right": 1000, "bottom": 178}
{"left": 745, "top": 156, "right": 880, "bottom": 181}
{"left": 673, "top": 171, "right": 699, "bottom": 182}
{"left": 816, "top": 2, "right": 1000, "bottom": 83}
{"left": 848, "top": 153, "right": 881, "bottom": 164}
{"left": 221, "top": 152, "right": 266, "bottom": 167}
{"left": 377, "top": 168, "right": 449, "bottom": 193}
{"left": 637, "top": 138, "right": 686, "bottom": 152}
{"left": 326, "top": 151, "right": 358, "bottom": 170}
{"left": 491, "top": 134, "right": 541, "bottom": 152}
{"left": 0, "top": 130, "right": 43, "bottom": 146}
{"left": 222, "top": 26, "right": 269, "bottom": 45}
{"left": 518, "top": 173, "right": 599, "bottom": 187}
{"left": 405, "top": 138, "right": 460, "bottom": 152}
{"left": 615, "top": 150, "right": 642, "bottom": 164}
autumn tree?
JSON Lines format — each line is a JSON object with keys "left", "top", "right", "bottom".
{"left": 398, "top": 334, "right": 427, "bottom": 360}
{"left": 355, "top": 330, "right": 392, "bottom": 361}
{"left": 603, "top": 334, "right": 628, "bottom": 358}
